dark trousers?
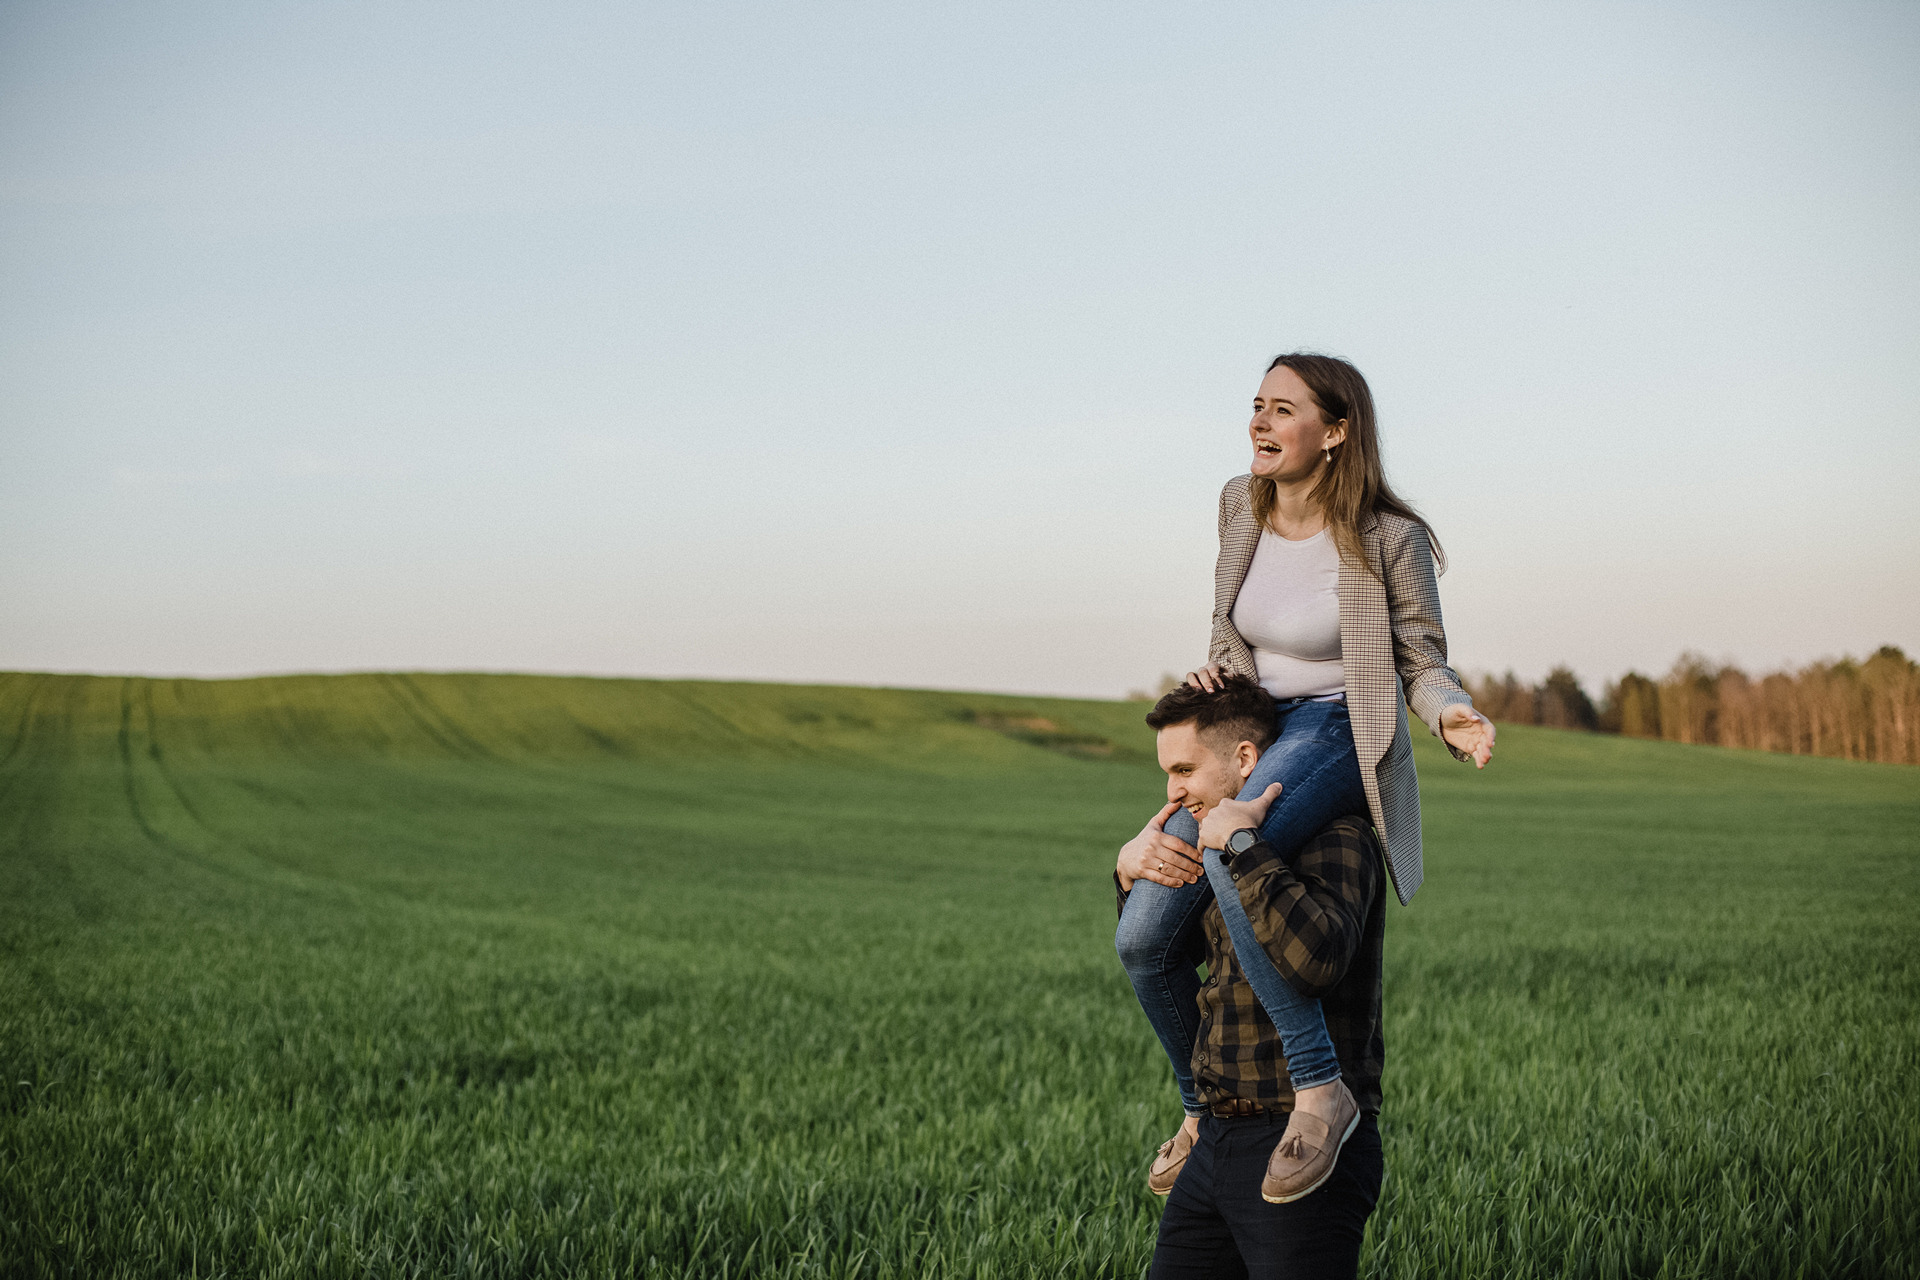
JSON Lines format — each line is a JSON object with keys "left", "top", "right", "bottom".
{"left": 1150, "top": 1113, "right": 1383, "bottom": 1280}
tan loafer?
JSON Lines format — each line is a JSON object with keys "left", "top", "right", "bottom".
{"left": 1147, "top": 1124, "right": 1196, "bottom": 1196}
{"left": 1260, "top": 1080, "right": 1359, "bottom": 1204}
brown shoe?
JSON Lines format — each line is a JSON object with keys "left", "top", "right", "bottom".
{"left": 1260, "top": 1080, "right": 1359, "bottom": 1204}
{"left": 1147, "top": 1123, "right": 1196, "bottom": 1196}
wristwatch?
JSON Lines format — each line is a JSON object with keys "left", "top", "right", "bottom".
{"left": 1225, "top": 827, "right": 1260, "bottom": 857}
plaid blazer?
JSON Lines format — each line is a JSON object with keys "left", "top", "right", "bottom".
{"left": 1207, "top": 474, "right": 1475, "bottom": 904}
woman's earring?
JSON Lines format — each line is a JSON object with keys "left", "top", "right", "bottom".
{"left": 1323, "top": 448, "right": 1332, "bottom": 463}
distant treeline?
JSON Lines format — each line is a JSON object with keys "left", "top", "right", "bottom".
{"left": 1470, "top": 647, "right": 1920, "bottom": 766}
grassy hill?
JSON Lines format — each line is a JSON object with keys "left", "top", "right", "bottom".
{"left": 2, "top": 672, "right": 1916, "bottom": 1278}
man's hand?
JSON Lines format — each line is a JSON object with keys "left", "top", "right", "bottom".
{"left": 1116, "top": 803, "right": 1205, "bottom": 891}
{"left": 1440, "top": 704, "right": 1496, "bottom": 768}
{"left": 1197, "top": 782, "right": 1283, "bottom": 852}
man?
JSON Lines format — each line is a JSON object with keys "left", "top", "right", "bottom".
{"left": 1116, "top": 676, "right": 1386, "bottom": 1278}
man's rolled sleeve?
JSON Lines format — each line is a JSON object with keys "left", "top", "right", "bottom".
{"left": 1224, "top": 818, "right": 1379, "bottom": 999}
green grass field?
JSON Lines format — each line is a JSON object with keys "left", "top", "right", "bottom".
{"left": 2, "top": 671, "right": 1916, "bottom": 1279}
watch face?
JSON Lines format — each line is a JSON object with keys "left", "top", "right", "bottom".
{"left": 1228, "top": 828, "right": 1256, "bottom": 854}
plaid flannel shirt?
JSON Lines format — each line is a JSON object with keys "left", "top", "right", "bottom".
{"left": 1123, "top": 816, "right": 1386, "bottom": 1116}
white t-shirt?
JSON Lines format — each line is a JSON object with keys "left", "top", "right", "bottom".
{"left": 1229, "top": 527, "right": 1346, "bottom": 701}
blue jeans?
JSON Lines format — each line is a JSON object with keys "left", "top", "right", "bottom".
{"left": 1114, "top": 697, "right": 1369, "bottom": 1115}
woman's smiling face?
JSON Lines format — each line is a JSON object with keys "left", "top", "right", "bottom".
{"left": 1248, "top": 364, "right": 1346, "bottom": 480}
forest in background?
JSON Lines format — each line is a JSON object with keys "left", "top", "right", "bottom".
{"left": 1470, "top": 646, "right": 1920, "bottom": 766}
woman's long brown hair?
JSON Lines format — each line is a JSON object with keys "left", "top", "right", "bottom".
{"left": 1248, "top": 352, "right": 1444, "bottom": 578}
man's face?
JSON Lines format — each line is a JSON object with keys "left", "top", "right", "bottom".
{"left": 1155, "top": 722, "right": 1257, "bottom": 820}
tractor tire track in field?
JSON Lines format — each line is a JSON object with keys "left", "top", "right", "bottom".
{"left": 648, "top": 684, "right": 771, "bottom": 754}
{"left": 116, "top": 679, "right": 224, "bottom": 876}
{"left": 117, "top": 678, "right": 169, "bottom": 849}
{"left": 140, "top": 681, "right": 207, "bottom": 827}
{"left": 0, "top": 676, "right": 72, "bottom": 863}
{"left": 106, "top": 680, "right": 320, "bottom": 894}
{"left": 378, "top": 673, "right": 496, "bottom": 760}
{"left": 0, "top": 674, "right": 45, "bottom": 774}
{"left": 0, "top": 675, "right": 50, "bottom": 816}
{"left": 557, "top": 707, "right": 632, "bottom": 757}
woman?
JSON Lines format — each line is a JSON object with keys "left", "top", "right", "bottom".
{"left": 1114, "top": 352, "right": 1495, "bottom": 1202}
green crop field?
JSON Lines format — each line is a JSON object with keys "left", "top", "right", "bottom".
{"left": 1, "top": 671, "right": 1916, "bottom": 1279}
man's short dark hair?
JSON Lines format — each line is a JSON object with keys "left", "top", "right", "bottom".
{"left": 1145, "top": 672, "right": 1277, "bottom": 756}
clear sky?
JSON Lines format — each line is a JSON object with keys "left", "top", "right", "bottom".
{"left": 4, "top": 1, "right": 1917, "bottom": 700}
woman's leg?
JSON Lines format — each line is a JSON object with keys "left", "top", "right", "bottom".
{"left": 1115, "top": 870, "right": 1215, "bottom": 1118}
{"left": 1207, "top": 699, "right": 1369, "bottom": 1091}
{"left": 1243, "top": 700, "right": 1370, "bottom": 869}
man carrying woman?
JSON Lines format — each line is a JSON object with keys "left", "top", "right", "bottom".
{"left": 1113, "top": 353, "right": 1495, "bottom": 1250}
{"left": 1119, "top": 672, "right": 1387, "bottom": 1276}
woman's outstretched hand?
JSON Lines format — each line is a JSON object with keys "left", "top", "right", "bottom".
{"left": 1440, "top": 704, "right": 1496, "bottom": 768}
{"left": 1116, "top": 803, "right": 1205, "bottom": 891}
{"left": 1182, "top": 662, "right": 1227, "bottom": 692}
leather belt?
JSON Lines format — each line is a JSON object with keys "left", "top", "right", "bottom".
{"left": 1208, "top": 1096, "right": 1287, "bottom": 1119}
